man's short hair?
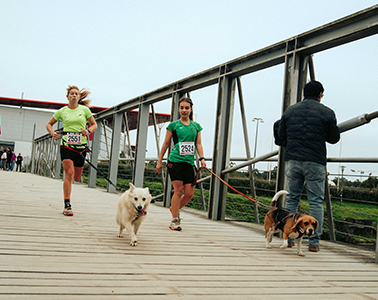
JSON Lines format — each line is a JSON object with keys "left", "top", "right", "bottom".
{"left": 304, "top": 80, "right": 324, "bottom": 98}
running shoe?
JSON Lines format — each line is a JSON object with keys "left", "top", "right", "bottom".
{"left": 169, "top": 219, "right": 182, "bottom": 231}
{"left": 63, "top": 205, "right": 74, "bottom": 216}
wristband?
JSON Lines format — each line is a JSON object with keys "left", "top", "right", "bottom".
{"left": 199, "top": 157, "right": 205, "bottom": 161}
{"left": 87, "top": 128, "right": 91, "bottom": 133}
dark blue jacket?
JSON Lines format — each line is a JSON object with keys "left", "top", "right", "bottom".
{"left": 274, "top": 97, "right": 340, "bottom": 165}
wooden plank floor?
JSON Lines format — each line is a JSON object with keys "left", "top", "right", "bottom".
{"left": 1, "top": 171, "right": 377, "bottom": 300}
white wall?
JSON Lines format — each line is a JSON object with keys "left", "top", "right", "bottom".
{"left": 0, "top": 105, "right": 56, "bottom": 160}
{"left": 0, "top": 105, "right": 54, "bottom": 141}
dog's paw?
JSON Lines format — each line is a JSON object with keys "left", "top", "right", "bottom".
{"left": 130, "top": 240, "right": 138, "bottom": 247}
{"left": 280, "top": 244, "right": 288, "bottom": 249}
{"left": 298, "top": 251, "right": 305, "bottom": 257}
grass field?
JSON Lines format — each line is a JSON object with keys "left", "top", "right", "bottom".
{"left": 82, "top": 176, "right": 377, "bottom": 245}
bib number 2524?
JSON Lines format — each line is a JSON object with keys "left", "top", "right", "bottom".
{"left": 179, "top": 142, "right": 194, "bottom": 155}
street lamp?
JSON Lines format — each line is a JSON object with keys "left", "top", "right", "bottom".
{"left": 340, "top": 165, "right": 346, "bottom": 207}
{"left": 252, "top": 117, "right": 264, "bottom": 170}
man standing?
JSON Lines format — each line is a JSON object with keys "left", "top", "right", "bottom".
{"left": 6, "top": 147, "right": 12, "bottom": 171}
{"left": 274, "top": 80, "right": 340, "bottom": 252}
{"left": 16, "top": 153, "right": 23, "bottom": 172}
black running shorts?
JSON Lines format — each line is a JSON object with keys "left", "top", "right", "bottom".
{"left": 167, "top": 161, "right": 196, "bottom": 185}
{"left": 60, "top": 147, "right": 86, "bottom": 167}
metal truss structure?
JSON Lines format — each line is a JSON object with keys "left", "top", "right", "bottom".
{"left": 31, "top": 6, "right": 378, "bottom": 248}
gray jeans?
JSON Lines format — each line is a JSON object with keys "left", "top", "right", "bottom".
{"left": 285, "top": 160, "right": 326, "bottom": 246}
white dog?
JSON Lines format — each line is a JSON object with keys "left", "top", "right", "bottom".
{"left": 116, "top": 183, "right": 151, "bottom": 246}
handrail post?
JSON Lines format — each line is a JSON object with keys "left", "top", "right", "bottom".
{"left": 88, "top": 121, "right": 102, "bottom": 188}
{"left": 325, "top": 171, "right": 336, "bottom": 242}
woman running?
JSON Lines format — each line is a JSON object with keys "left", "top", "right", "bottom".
{"left": 46, "top": 85, "right": 97, "bottom": 216}
{"left": 156, "top": 97, "right": 206, "bottom": 231}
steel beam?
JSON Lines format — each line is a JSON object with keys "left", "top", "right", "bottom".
{"left": 30, "top": 123, "right": 37, "bottom": 174}
{"left": 236, "top": 77, "right": 259, "bottom": 223}
{"left": 276, "top": 49, "right": 310, "bottom": 209}
{"left": 163, "top": 92, "right": 181, "bottom": 207}
{"left": 53, "top": 120, "right": 62, "bottom": 179}
{"left": 151, "top": 104, "right": 165, "bottom": 193}
{"left": 107, "top": 112, "right": 122, "bottom": 193}
{"left": 324, "top": 169, "right": 336, "bottom": 242}
{"left": 94, "top": 5, "right": 378, "bottom": 122}
{"left": 54, "top": 141, "right": 61, "bottom": 179}
{"left": 123, "top": 112, "right": 134, "bottom": 182}
{"left": 208, "top": 74, "right": 236, "bottom": 221}
{"left": 88, "top": 121, "right": 102, "bottom": 188}
{"left": 133, "top": 103, "right": 150, "bottom": 188}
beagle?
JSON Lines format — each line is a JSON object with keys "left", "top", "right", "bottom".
{"left": 264, "top": 190, "right": 319, "bottom": 256}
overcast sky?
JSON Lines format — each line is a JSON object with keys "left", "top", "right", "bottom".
{"left": 1, "top": 0, "right": 378, "bottom": 181}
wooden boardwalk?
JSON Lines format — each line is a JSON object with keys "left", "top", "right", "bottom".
{"left": 1, "top": 171, "right": 377, "bottom": 300}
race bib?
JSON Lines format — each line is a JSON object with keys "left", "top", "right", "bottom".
{"left": 179, "top": 142, "right": 194, "bottom": 155}
{"left": 66, "top": 132, "right": 82, "bottom": 145}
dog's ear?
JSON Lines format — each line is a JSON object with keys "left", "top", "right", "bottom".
{"left": 129, "top": 182, "right": 135, "bottom": 191}
{"left": 291, "top": 216, "right": 304, "bottom": 231}
{"left": 313, "top": 219, "right": 319, "bottom": 231}
{"left": 144, "top": 187, "right": 149, "bottom": 193}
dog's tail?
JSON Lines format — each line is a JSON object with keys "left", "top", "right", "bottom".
{"left": 270, "top": 190, "right": 288, "bottom": 207}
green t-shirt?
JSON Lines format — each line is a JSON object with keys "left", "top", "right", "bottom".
{"left": 53, "top": 105, "right": 92, "bottom": 147}
{"left": 167, "top": 120, "right": 203, "bottom": 165}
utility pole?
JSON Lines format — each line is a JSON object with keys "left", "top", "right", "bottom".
{"left": 340, "top": 165, "right": 345, "bottom": 207}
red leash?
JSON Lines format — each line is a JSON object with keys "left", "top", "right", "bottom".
{"left": 193, "top": 166, "right": 260, "bottom": 206}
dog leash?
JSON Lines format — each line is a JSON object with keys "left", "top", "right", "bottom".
{"left": 193, "top": 166, "right": 261, "bottom": 206}
{"left": 59, "top": 131, "right": 121, "bottom": 191}
{"left": 81, "top": 147, "right": 121, "bottom": 191}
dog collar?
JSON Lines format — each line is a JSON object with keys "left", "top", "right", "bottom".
{"left": 296, "top": 226, "right": 305, "bottom": 239}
